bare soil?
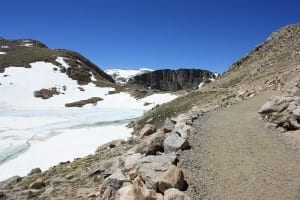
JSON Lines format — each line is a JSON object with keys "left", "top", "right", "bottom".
{"left": 180, "top": 91, "right": 300, "bottom": 200}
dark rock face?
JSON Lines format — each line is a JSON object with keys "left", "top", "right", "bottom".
{"left": 129, "top": 69, "right": 216, "bottom": 91}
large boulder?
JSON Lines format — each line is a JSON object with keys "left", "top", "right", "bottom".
{"left": 164, "top": 134, "right": 190, "bottom": 153}
{"left": 158, "top": 165, "right": 185, "bottom": 193}
{"left": 259, "top": 95, "right": 300, "bottom": 131}
{"left": 136, "top": 153, "right": 177, "bottom": 190}
{"left": 133, "top": 176, "right": 163, "bottom": 200}
{"left": 134, "top": 131, "right": 166, "bottom": 155}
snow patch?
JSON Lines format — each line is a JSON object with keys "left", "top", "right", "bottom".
{"left": 1, "top": 46, "right": 9, "bottom": 49}
{"left": 198, "top": 82, "right": 205, "bottom": 88}
{"left": 90, "top": 72, "right": 97, "bottom": 82}
{"left": 55, "top": 57, "right": 70, "bottom": 69}
{"left": 105, "top": 68, "right": 153, "bottom": 84}
{"left": 0, "top": 52, "right": 6, "bottom": 55}
{"left": 19, "top": 43, "right": 33, "bottom": 47}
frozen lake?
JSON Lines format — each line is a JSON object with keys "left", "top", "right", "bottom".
{"left": 0, "top": 107, "right": 144, "bottom": 181}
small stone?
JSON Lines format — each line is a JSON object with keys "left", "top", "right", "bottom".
{"left": 28, "top": 168, "right": 42, "bottom": 176}
{"left": 164, "top": 188, "right": 190, "bottom": 200}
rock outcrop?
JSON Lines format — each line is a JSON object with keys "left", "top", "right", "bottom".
{"left": 129, "top": 69, "right": 217, "bottom": 91}
{"left": 259, "top": 95, "right": 300, "bottom": 131}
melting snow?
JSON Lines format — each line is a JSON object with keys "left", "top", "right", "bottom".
{"left": 0, "top": 52, "right": 7, "bottom": 55}
{"left": 19, "top": 43, "right": 33, "bottom": 47}
{"left": 1, "top": 46, "right": 9, "bottom": 49}
{"left": 105, "top": 68, "right": 153, "bottom": 84}
{"left": 0, "top": 61, "right": 177, "bottom": 180}
{"left": 55, "top": 57, "right": 70, "bottom": 69}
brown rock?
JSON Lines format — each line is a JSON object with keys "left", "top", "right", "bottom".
{"left": 116, "top": 184, "right": 135, "bottom": 200}
{"left": 158, "top": 165, "right": 185, "bottom": 193}
{"left": 133, "top": 176, "right": 163, "bottom": 200}
{"left": 139, "top": 124, "right": 156, "bottom": 138}
{"left": 28, "top": 178, "right": 45, "bottom": 189}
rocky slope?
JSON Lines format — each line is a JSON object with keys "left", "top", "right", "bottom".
{"left": 0, "top": 38, "right": 114, "bottom": 86}
{"left": 128, "top": 69, "right": 217, "bottom": 91}
{"left": 1, "top": 24, "right": 300, "bottom": 199}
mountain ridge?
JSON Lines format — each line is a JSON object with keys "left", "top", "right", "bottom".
{"left": 1, "top": 24, "right": 300, "bottom": 199}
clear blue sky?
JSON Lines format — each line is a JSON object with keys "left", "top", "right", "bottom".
{"left": 1, "top": 0, "right": 299, "bottom": 72}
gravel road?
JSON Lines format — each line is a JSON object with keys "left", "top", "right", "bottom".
{"left": 180, "top": 91, "right": 300, "bottom": 200}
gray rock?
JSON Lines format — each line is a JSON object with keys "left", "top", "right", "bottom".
{"left": 99, "top": 178, "right": 123, "bottom": 200}
{"left": 19, "top": 189, "right": 44, "bottom": 199}
{"left": 28, "top": 168, "right": 42, "bottom": 176}
{"left": 107, "top": 168, "right": 129, "bottom": 182}
{"left": 164, "top": 188, "right": 190, "bottom": 200}
{"left": 139, "top": 124, "right": 156, "bottom": 138}
{"left": 116, "top": 184, "right": 135, "bottom": 200}
{"left": 0, "top": 176, "right": 22, "bottom": 190}
{"left": 134, "top": 131, "right": 165, "bottom": 155}
{"left": 89, "top": 157, "right": 122, "bottom": 177}
{"left": 176, "top": 129, "right": 188, "bottom": 139}
{"left": 259, "top": 95, "right": 300, "bottom": 130}
{"left": 163, "top": 118, "right": 176, "bottom": 133}
{"left": 124, "top": 153, "right": 143, "bottom": 171}
{"left": 136, "top": 153, "right": 177, "bottom": 190}
{"left": 293, "top": 107, "right": 300, "bottom": 117}
{"left": 164, "top": 133, "right": 190, "bottom": 153}
{"left": 96, "top": 139, "right": 125, "bottom": 153}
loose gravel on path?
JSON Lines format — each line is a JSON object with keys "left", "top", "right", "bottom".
{"left": 179, "top": 91, "right": 300, "bottom": 200}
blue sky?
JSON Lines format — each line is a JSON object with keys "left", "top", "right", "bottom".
{"left": 1, "top": 0, "right": 299, "bottom": 72}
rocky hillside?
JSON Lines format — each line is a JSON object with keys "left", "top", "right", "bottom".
{"left": 0, "top": 38, "right": 122, "bottom": 109}
{"left": 1, "top": 24, "right": 300, "bottom": 199}
{"left": 129, "top": 69, "right": 217, "bottom": 91}
{"left": 0, "top": 38, "right": 114, "bottom": 86}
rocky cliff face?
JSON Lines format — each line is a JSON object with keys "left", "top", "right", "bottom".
{"left": 129, "top": 69, "right": 217, "bottom": 91}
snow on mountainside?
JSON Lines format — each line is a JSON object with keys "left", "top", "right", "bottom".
{"left": 0, "top": 60, "right": 175, "bottom": 110}
{"left": 105, "top": 68, "right": 153, "bottom": 84}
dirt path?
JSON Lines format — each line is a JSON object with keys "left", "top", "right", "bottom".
{"left": 179, "top": 91, "right": 300, "bottom": 200}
